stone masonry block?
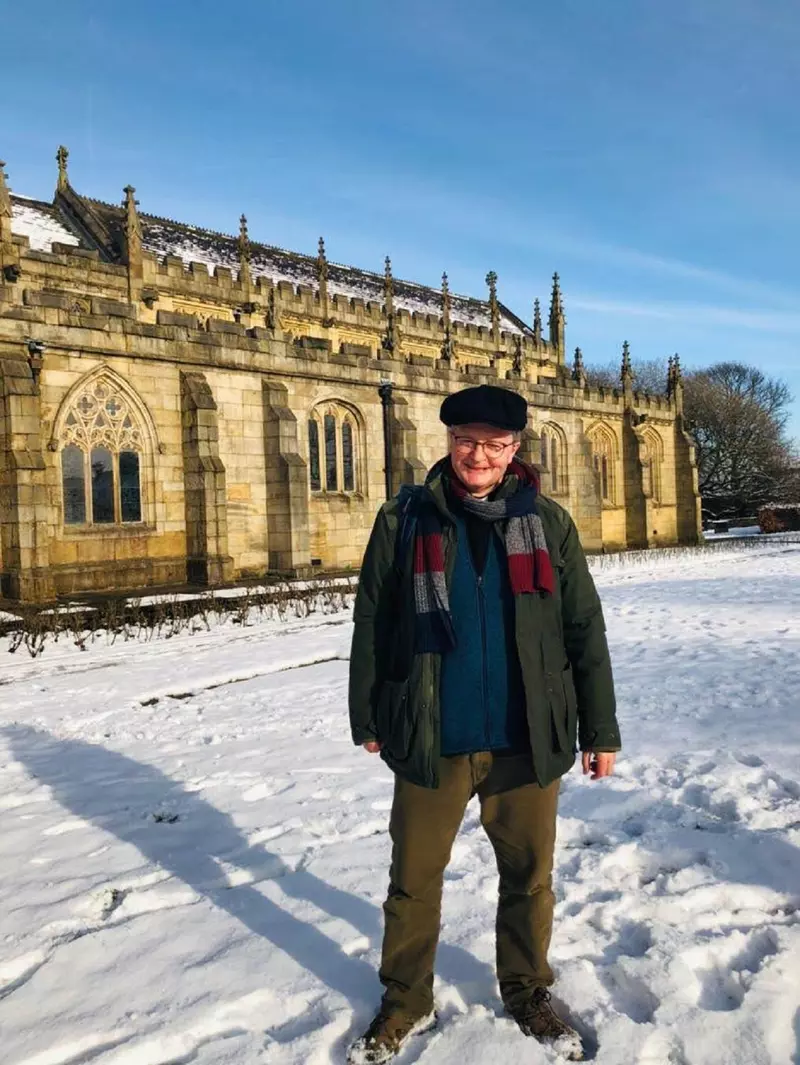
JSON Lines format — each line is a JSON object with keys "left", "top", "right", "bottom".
{"left": 91, "top": 297, "right": 136, "bottom": 319}
{"left": 23, "top": 289, "right": 73, "bottom": 311}
{"left": 157, "top": 310, "right": 200, "bottom": 329}
{"left": 206, "top": 318, "right": 245, "bottom": 336}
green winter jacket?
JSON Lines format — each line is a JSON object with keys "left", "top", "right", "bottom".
{"left": 348, "top": 467, "right": 620, "bottom": 789}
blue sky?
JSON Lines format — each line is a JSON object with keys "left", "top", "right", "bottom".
{"left": 5, "top": 0, "right": 800, "bottom": 435}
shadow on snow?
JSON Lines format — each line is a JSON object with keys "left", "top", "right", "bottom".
{"left": 5, "top": 724, "right": 496, "bottom": 1015}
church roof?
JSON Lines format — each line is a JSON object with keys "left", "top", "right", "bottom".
{"left": 9, "top": 195, "right": 81, "bottom": 252}
{"left": 11, "top": 186, "right": 533, "bottom": 338}
{"left": 137, "top": 213, "right": 531, "bottom": 336}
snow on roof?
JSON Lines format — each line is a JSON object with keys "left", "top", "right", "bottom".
{"left": 140, "top": 215, "right": 529, "bottom": 336}
{"left": 10, "top": 196, "right": 81, "bottom": 252}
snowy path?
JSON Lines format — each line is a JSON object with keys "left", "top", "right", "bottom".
{"left": 1, "top": 545, "right": 798, "bottom": 1064}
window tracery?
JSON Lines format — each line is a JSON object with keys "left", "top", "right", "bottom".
{"left": 57, "top": 373, "right": 149, "bottom": 527}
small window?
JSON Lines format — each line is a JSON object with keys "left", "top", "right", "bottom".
{"left": 62, "top": 445, "right": 86, "bottom": 525}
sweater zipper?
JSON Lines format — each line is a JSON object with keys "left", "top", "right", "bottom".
{"left": 476, "top": 573, "right": 490, "bottom": 747}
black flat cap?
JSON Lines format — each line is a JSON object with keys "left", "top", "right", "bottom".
{"left": 440, "top": 385, "right": 527, "bottom": 431}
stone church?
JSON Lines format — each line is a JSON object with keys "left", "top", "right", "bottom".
{"left": 0, "top": 148, "right": 701, "bottom": 602}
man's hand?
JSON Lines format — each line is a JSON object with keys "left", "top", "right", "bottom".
{"left": 363, "top": 740, "right": 383, "bottom": 754}
{"left": 582, "top": 751, "right": 616, "bottom": 780}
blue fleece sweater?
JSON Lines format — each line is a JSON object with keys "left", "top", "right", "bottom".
{"left": 438, "top": 514, "right": 529, "bottom": 755}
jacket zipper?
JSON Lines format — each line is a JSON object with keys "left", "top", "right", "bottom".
{"left": 476, "top": 573, "right": 490, "bottom": 748}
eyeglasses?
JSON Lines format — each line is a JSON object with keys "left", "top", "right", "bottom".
{"left": 450, "top": 434, "right": 516, "bottom": 458}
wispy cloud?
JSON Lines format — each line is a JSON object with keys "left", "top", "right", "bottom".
{"left": 570, "top": 294, "right": 800, "bottom": 335}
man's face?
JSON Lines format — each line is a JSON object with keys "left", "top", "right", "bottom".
{"left": 448, "top": 422, "right": 520, "bottom": 497}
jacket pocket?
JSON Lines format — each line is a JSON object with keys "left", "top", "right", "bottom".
{"left": 562, "top": 665, "right": 578, "bottom": 751}
{"left": 376, "top": 679, "right": 414, "bottom": 760}
{"left": 548, "top": 665, "right": 578, "bottom": 754}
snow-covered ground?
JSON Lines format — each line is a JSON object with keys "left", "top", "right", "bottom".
{"left": 1, "top": 543, "right": 799, "bottom": 1065}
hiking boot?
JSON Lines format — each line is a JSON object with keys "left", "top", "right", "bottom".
{"left": 507, "top": 988, "right": 583, "bottom": 1061}
{"left": 346, "top": 1008, "right": 437, "bottom": 1064}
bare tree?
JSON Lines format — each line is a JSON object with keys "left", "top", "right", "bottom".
{"left": 584, "top": 356, "right": 670, "bottom": 395}
{"left": 583, "top": 356, "right": 796, "bottom": 518}
{"left": 683, "top": 362, "right": 795, "bottom": 519}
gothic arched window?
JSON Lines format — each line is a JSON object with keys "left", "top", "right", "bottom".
{"left": 56, "top": 372, "right": 151, "bottom": 527}
{"left": 307, "top": 401, "right": 363, "bottom": 494}
{"left": 587, "top": 424, "right": 618, "bottom": 506}
{"left": 540, "top": 422, "right": 568, "bottom": 495}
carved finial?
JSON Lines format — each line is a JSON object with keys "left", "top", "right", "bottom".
{"left": 621, "top": 339, "right": 633, "bottom": 383}
{"left": 512, "top": 334, "right": 524, "bottom": 376}
{"left": 533, "top": 297, "right": 542, "bottom": 347}
{"left": 0, "top": 160, "right": 11, "bottom": 220}
{"left": 668, "top": 353, "right": 683, "bottom": 410}
{"left": 548, "top": 272, "right": 566, "bottom": 361}
{"left": 0, "top": 160, "right": 12, "bottom": 246}
{"left": 121, "top": 186, "right": 142, "bottom": 292}
{"left": 441, "top": 271, "right": 453, "bottom": 362}
{"left": 317, "top": 236, "right": 330, "bottom": 323}
{"left": 486, "top": 270, "right": 500, "bottom": 343}
{"left": 573, "top": 346, "right": 585, "bottom": 385}
{"left": 548, "top": 272, "right": 564, "bottom": 325}
{"left": 238, "top": 214, "right": 251, "bottom": 263}
{"left": 235, "top": 213, "right": 254, "bottom": 305}
{"left": 382, "top": 256, "right": 398, "bottom": 355}
{"left": 266, "top": 286, "right": 277, "bottom": 330}
{"left": 123, "top": 185, "right": 141, "bottom": 230}
{"left": 56, "top": 146, "right": 69, "bottom": 192}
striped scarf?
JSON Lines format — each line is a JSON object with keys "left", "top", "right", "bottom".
{"left": 413, "top": 458, "right": 555, "bottom": 653}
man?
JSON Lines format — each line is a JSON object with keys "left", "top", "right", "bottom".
{"left": 348, "top": 384, "right": 620, "bottom": 1063}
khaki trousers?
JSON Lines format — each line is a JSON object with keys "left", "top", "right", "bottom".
{"left": 380, "top": 752, "right": 560, "bottom": 1016}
